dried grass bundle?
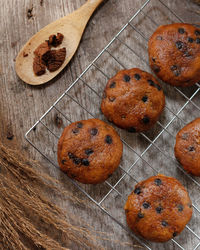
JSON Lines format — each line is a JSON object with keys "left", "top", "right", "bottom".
{"left": 0, "top": 142, "right": 141, "bottom": 249}
{"left": 0, "top": 142, "right": 105, "bottom": 249}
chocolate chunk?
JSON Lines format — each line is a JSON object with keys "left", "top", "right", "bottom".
{"left": 128, "top": 127, "right": 136, "bottom": 133}
{"left": 105, "top": 135, "right": 112, "bottom": 144}
{"left": 109, "top": 97, "right": 116, "bottom": 102}
{"left": 85, "top": 149, "right": 94, "bottom": 155}
{"left": 182, "top": 133, "right": 188, "bottom": 140}
{"left": 196, "top": 38, "right": 200, "bottom": 44}
{"left": 170, "top": 65, "right": 181, "bottom": 77}
{"left": 73, "top": 157, "right": 81, "bottom": 165}
{"left": 154, "top": 178, "right": 162, "bottom": 186}
{"left": 184, "top": 51, "right": 191, "bottom": 57}
{"left": 156, "top": 36, "right": 163, "bottom": 40}
{"left": 188, "top": 37, "right": 194, "bottom": 43}
{"left": 152, "top": 57, "right": 156, "bottom": 62}
{"left": 176, "top": 41, "right": 183, "bottom": 50}
{"left": 124, "top": 75, "right": 131, "bottom": 82}
{"left": 48, "top": 33, "right": 64, "bottom": 47}
{"left": 155, "top": 84, "right": 162, "bottom": 91}
{"left": 142, "top": 96, "right": 148, "bottom": 103}
{"left": 90, "top": 128, "right": 98, "bottom": 136}
{"left": 142, "top": 116, "right": 150, "bottom": 124}
{"left": 156, "top": 206, "right": 163, "bottom": 214}
{"left": 82, "top": 159, "right": 89, "bottom": 166}
{"left": 72, "top": 128, "right": 79, "bottom": 134}
{"left": 143, "top": 202, "right": 150, "bottom": 209}
{"left": 47, "top": 35, "right": 57, "bottom": 45}
{"left": 68, "top": 152, "right": 74, "bottom": 159}
{"left": 173, "top": 232, "right": 178, "bottom": 237}
{"left": 33, "top": 56, "right": 46, "bottom": 76}
{"left": 174, "top": 70, "right": 181, "bottom": 77}
{"left": 188, "top": 146, "right": 195, "bottom": 152}
{"left": 134, "top": 187, "right": 141, "bottom": 195}
{"left": 134, "top": 74, "right": 141, "bottom": 80}
{"left": 138, "top": 212, "right": 144, "bottom": 219}
{"left": 110, "top": 82, "right": 116, "bottom": 88}
{"left": 77, "top": 123, "right": 83, "bottom": 128}
{"left": 152, "top": 64, "right": 160, "bottom": 73}
{"left": 195, "top": 30, "right": 200, "bottom": 36}
{"left": 61, "top": 159, "right": 66, "bottom": 164}
{"left": 178, "top": 28, "right": 185, "bottom": 34}
{"left": 171, "top": 65, "right": 177, "bottom": 71}
{"left": 33, "top": 42, "right": 51, "bottom": 76}
{"left": 174, "top": 69, "right": 181, "bottom": 77}
{"left": 148, "top": 79, "right": 155, "bottom": 87}
{"left": 177, "top": 204, "right": 184, "bottom": 212}
{"left": 34, "top": 41, "right": 50, "bottom": 57}
{"left": 161, "top": 221, "right": 168, "bottom": 227}
{"left": 42, "top": 48, "right": 66, "bottom": 72}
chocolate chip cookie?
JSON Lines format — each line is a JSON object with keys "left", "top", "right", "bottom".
{"left": 101, "top": 68, "right": 165, "bottom": 132}
{"left": 148, "top": 23, "right": 200, "bottom": 87}
{"left": 174, "top": 118, "right": 200, "bottom": 176}
{"left": 124, "top": 175, "right": 192, "bottom": 242}
{"left": 57, "top": 119, "right": 123, "bottom": 184}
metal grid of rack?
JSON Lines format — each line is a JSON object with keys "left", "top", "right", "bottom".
{"left": 25, "top": 0, "right": 200, "bottom": 249}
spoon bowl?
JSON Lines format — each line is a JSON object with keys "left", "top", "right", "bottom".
{"left": 15, "top": 0, "right": 103, "bottom": 85}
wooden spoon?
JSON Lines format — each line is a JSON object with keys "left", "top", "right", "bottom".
{"left": 15, "top": 0, "right": 103, "bottom": 85}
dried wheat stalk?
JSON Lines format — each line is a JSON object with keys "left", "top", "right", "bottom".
{"left": 0, "top": 142, "right": 142, "bottom": 249}
{"left": 0, "top": 143, "right": 105, "bottom": 249}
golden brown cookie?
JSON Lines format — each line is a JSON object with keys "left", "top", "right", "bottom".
{"left": 101, "top": 68, "right": 165, "bottom": 132}
{"left": 174, "top": 118, "right": 200, "bottom": 176}
{"left": 57, "top": 119, "right": 123, "bottom": 184}
{"left": 148, "top": 23, "right": 200, "bottom": 87}
{"left": 124, "top": 175, "right": 192, "bottom": 242}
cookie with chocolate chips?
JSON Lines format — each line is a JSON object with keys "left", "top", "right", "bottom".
{"left": 175, "top": 118, "right": 200, "bottom": 176}
{"left": 124, "top": 175, "right": 193, "bottom": 242}
{"left": 101, "top": 68, "right": 165, "bottom": 133}
{"left": 148, "top": 23, "right": 200, "bottom": 87}
{"left": 57, "top": 119, "right": 123, "bottom": 184}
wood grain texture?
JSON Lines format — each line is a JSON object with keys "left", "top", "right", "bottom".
{"left": 1, "top": 0, "right": 200, "bottom": 249}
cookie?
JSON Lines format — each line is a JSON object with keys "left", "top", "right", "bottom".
{"left": 148, "top": 23, "right": 200, "bottom": 87}
{"left": 124, "top": 175, "right": 192, "bottom": 242}
{"left": 57, "top": 119, "right": 123, "bottom": 184}
{"left": 101, "top": 68, "right": 165, "bottom": 132}
{"left": 174, "top": 118, "right": 200, "bottom": 176}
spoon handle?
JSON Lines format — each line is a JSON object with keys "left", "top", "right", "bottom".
{"left": 67, "top": 0, "right": 104, "bottom": 31}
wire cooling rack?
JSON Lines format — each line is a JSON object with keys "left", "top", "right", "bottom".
{"left": 25, "top": 0, "right": 200, "bottom": 249}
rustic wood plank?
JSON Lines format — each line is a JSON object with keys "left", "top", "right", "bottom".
{"left": 1, "top": 0, "right": 200, "bottom": 249}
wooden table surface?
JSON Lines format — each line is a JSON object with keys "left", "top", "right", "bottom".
{"left": 1, "top": 0, "right": 200, "bottom": 249}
